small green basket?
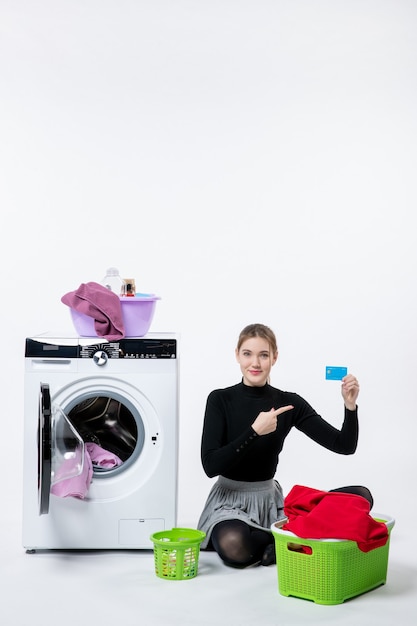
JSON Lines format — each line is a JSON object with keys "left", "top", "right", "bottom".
{"left": 271, "top": 514, "right": 395, "bottom": 605}
{"left": 150, "top": 528, "right": 206, "bottom": 580}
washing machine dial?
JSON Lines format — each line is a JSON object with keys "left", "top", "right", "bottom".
{"left": 93, "top": 350, "right": 109, "bottom": 366}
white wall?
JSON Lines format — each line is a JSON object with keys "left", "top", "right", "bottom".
{"left": 1, "top": 1, "right": 416, "bottom": 540}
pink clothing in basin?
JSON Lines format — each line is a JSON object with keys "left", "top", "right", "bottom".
{"left": 61, "top": 281, "right": 125, "bottom": 340}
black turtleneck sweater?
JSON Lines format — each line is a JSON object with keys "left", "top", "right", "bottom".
{"left": 201, "top": 382, "right": 358, "bottom": 481}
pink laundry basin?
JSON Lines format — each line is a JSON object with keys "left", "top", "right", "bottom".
{"left": 69, "top": 295, "right": 160, "bottom": 337}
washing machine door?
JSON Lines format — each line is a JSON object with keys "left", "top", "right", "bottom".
{"left": 38, "top": 383, "right": 52, "bottom": 515}
{"left": 38, "top": 384, "right": 85, "bottom": 515}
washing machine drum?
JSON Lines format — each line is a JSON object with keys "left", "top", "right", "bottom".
{"left": 38, "top": 385, "right": 141, "bottom": 515}
{"left": 67, "top": 397, "right": 137, "bottom": 462}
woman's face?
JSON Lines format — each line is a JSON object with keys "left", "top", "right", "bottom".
{"left": 235, "top": 336, "right": 278, "bottom": 387}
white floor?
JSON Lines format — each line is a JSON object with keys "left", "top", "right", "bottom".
{"left": 2, "top": 507, "right": 416, "bottom": 626}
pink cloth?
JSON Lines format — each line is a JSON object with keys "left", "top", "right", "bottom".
{"left": 283, "top": 484, "right": 389, "bottom": 553}
{"left": 51, "top": 441, "right": 123, "bottom": 500}
{"left": 51, "top": 444, "right": 122, "bottom": 500}
{"left": 86, "top": 442, "right": 123, "bottom": 468}
{"left": 51, "top": 449, "right": 93, "bottom": 500}
{"left": 61, "top": 281, "right": 125, "bottom": 340}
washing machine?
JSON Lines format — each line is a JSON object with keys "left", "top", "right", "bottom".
{"left": 22, "top": 332, "right": 179, "bottom": 551}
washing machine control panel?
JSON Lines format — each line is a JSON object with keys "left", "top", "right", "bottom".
{"left": 26, "top": 337, "right": 177, "bottom": 359}
{"left": 82, "top": 339, "right": 177, "bottom": 360}
{"left": 92, "top": 350, "right": 109, "bottom": 366}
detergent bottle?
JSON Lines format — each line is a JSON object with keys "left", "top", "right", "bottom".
{"left": 101, "top": 267, "right": 126, "bottom": 296}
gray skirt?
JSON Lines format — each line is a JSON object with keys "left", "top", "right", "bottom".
{"left": 197, "top": 476, "right": 285, "bottom": 550}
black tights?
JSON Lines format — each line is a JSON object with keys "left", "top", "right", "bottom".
{"left": 210, "top": 485, "right": 374, "bottom": 568}
{"left": 211, "top": 519, "right": 273, "bottom": 568}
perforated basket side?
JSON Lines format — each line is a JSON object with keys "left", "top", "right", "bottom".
{"left": 150, "top": 528, "right": 206, "bottom": 581}
{"left": 153, "top": 542, "right": 201, "bottom": 580}
{"left": 271, "top": 515, "right": 394, "bottom": 604}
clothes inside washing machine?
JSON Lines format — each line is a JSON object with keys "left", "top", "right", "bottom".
{"left": 67, "top": 397, "right": 138, "bottom": 464}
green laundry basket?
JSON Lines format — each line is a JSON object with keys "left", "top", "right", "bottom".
{"left": 271, "top": 514, "right": 395, "bottom": 605}
{"left": 150, "top": 528, "right": 206, "bottom": 580}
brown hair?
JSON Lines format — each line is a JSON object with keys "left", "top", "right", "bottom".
{"left": 236, "top": 323, "right": 278, "bottom": 354}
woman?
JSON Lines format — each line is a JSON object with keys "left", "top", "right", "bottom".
{"left": 197, "top": 323, "right": 372, "bottom": 568}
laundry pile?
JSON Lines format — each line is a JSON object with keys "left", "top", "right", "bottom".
{"left": 51, "top": 442, "right": 123, "bottom": 499}
{"left": 282, "top": 484, "right": 389, "bottom": 552}
{"left": 61, "top": 282, "right": 125, "bottom": 340}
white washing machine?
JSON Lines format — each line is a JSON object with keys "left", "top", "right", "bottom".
{"left": 22, "top": 332, "right": 179, "bottom": 551}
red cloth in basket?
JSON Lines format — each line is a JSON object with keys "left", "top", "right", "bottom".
{"left": 283, "top": 485, "right": 389, "bottom": 552}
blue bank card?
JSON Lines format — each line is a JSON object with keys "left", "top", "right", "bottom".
{"left": 325, "top": 366, "right": 348, "bottom": 380}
